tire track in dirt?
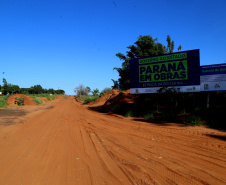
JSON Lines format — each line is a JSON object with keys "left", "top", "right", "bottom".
{"left": 0, "top": 97, "right": 226, "bottom": 184}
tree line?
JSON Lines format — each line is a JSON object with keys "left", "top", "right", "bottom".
{"left": 0, "top": 78, "right": 65, "bottom": 95}
{"left": 74, "top": 85, "right": 112, "bottom": 97}
{"left": 113, "top": 35, "right": 182, "bottom": 90}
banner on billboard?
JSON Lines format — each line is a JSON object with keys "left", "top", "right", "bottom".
{"left": 130, "top": 49, "right": 200, "bottom": 94}
{"left": 200, "top": 63, "right": 226, "bottom": 92}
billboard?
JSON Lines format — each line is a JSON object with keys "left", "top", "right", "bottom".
{"left": 130, "top": 49, "right": 200, "bottom": 94}
{"left": 200, "top": 63, "right": 226, "bottom": 91}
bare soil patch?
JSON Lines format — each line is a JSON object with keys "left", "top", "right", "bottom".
{"left": 0, "top": 97, "right": 226, "bottom": 184}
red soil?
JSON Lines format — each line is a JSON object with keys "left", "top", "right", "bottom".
{"left": 91, "top": 89, "right": 121, "bottom": 106}
{"left": 55, "top": 95, "right": 65, "bottom": 99}
{"left": 7, "top": 94, "right": 37, "bottom": 106}
{"left": 0, "top": 97, "right": 226, "bottom": 184}
{"left": 90, "top": 89, "right": 135, "bottom": 113}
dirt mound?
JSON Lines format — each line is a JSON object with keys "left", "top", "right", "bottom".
{"left": 102, "top": 89, "right": 135, "bottom": 113}
{"left": 91, "top": 89, "right": 121, "bottom": 107}
{"left": 90, "top": 89, "right": 135, "bottom": 114}
{"left": 7, "top": 94, "right": 37, "bottom": 106}
{"left": 37, "top": 97, "right": 48, "bottom": 104}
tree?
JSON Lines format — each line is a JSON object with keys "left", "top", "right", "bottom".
{"left": 7, "top": 84, "right": 20, "bottom": 94}
{"left": 178, "top": 45, "right": 182, "bottom": 52}
{"left": 3, "top": 78, "right": 7, "bottom": 86}
{"left": 47, "top": 88, "right": 55, "bottom": 94}
{"left": 56, "top": 89, "right": 65, "bottom": 94}
{"left": 92, "top": 88, "right": 100, "bottom": 96}
{"left": 100, "top": 87, "right": 112, "bottom": 96}
{"left": 166, "top": 35, "right": 174, "bottom": 53}
{"left": 29, "top": 85, "right": 44, "bottom": 94}
{"left": 111, "top": 79, "right": 119, "bottom": 89}
{"left": 2, "top": 78, "right": 8, "bottom": 95}
{"left": 74, "top": 85, "right": 89, "bottom": 97}
{"left": 114, "top": 35, "right": 182, "bottom": 90}
{"left": 85, "top": 86, "right": 91, "bottom": 95}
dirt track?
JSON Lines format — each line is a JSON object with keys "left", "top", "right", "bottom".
{"left": 0, "top": 97, "right": 226, "bottom": 185}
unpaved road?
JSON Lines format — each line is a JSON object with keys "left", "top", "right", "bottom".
{"left": 0, "top": 97, "right": 226, "bottom": 185}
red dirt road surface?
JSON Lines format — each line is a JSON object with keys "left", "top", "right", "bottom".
{"left": 0, "top": 97, "right": 226, "bottom": 185}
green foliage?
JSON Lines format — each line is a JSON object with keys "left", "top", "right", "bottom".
{"left": 29, "top": 85, "right": 44, "bottom": 94}
{"left": 1, "top": 78, "right": 65, "bottom": 95}
{"left": 111, "top": 79, "right": 119, "bottom": 89}
{"left": 125, "top": 110, "right": 134, "bottom": 118}
{"left": 14, "top": 97, "right": 24, "bottom": 106}
{"left": 0, "top": 96, "right": 9, "bottom": 107}
{"left": 178, "top": 45, "right": 182, "bottom": 52}
{"left": 92, "top": 88, "right": 100, "bottom": 96}
{"left": 184, "top": 115, "right": 204, "bottom": 126}
{"left": 143, "top": 112, "right": 155, "bottom": 120}
{"left": 100, "top": 87, "right": 112, "bottom": 96}
{"left": 34, "top": 98, "right": 43, "bottom": 104}
{"left": 74, "top": 85, "right": 90, "bottom": 97}
{"left": 28, "top": 94, "right": 55, "bottom": 100}
{"left": 114, "top": 35, "right": 181, "bottom": 90}
{"left": 83, "top": 95, "right": 99, "bottom": 104}
{"left": 85, "top": 87, "right": 91, "bottom": 94}
{"left": 166, "top": 35, "right": 175, "bottom": 53}
{"left": 2, "top": 78, "right": 20, "bottom": 95}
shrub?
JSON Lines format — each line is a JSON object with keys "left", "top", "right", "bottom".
{"left": 143, "top": 112, "right": 155, "bottom": 120}
{"left": 0, "top": 96, "right": 8, "bottom": 107}
{"left": 34, "top": 98, "right": 43, "bottom": 104}
{"left": 184, "top": 115, "right": 204, "bottom": 126}
{"left": 83, "top": 95, "right": 99, "bottom": 104}
{"left": 14, "top": 97, "right": 24, "bottom": 106}
{"left": 125, "top": 110, "right": 134, "bottom": 117}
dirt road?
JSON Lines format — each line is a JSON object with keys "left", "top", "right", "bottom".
{"left": 0, "top": 97, "right": 226, "bottom": 185}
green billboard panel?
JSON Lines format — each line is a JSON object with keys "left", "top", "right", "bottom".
{"left": 130, "top": 49, "right": 200, "bottom": 94}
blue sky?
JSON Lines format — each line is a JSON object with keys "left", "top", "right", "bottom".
{"left": 0, "top": 0, "right": 225, "bottom": 95}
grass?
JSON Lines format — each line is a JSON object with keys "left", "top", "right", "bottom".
{"left": 0, "top": 95, "right": 9, "bottom": 108}
{"left": 184, "top": 115, "right": 204, "bottom": 126}
{"left": 83, "top": 95, "right": 99, "bottom": 104}
{"left": 34, "top": 98, "right": 43, "bottom": 104}
{"left": 27, "top": 94, "right": 56, "bottom": 100}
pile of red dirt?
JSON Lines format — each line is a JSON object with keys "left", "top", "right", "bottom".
{"left": 90, "top": 89, "right": 135, "bottom": 113}
{"left": 36, "top": 97, "right": 48, "bottom": 104}
{"left": 90, "top": 89, "right": 121, "bottom": 107}
{"left": 7, "top": 94, "right": 37, "bottom": 106}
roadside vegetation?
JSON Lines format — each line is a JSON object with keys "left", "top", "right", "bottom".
{"left": 109, "top": 34, "right": 226, "bottom": 130}
{"left": 28, "top": 94, "right": 56, "bottom": 101}
{"left": 0, "top": 78, "right": 64, "bottom": 107}
{"left": 0, "top": 95, "right": 9, "bottom": 108}
{"left": 112, "top": 89, "right": 226, "bottom": 130}
{"left": 74, "top": 85, "right": 112, "bottom": 104}
{"left": 0, "top": 78, "right": 65, "bottom": 95}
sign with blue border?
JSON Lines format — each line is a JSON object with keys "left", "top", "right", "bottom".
{"left": 200, "top": 63, "right": 226, "bottom": 91}
{"left": 130, "top": 49, "right": 200, "bottom": 94}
